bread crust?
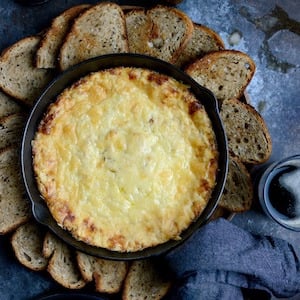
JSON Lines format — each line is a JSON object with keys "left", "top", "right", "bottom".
{"left": 0, "top": 146, "right": 31, "bottom": 234}
{"left": 59, "top": 2, "right": 129, "bottom": 71}
{"left": 125, "top": 5, "right": 193, "bottom": 63}
{"left": 125, "top": 8, "right": 151, "bottom": 54}
{"left": 220, "top": 98, "right": 272, "bottom": 164}
{"left": 176, "top": 23, "right": 225, "bottom": 67}
{"left": 185, "top": 50, "right": 256, "bottom": 103}
{"left": 0, "top": 36, "right": 54, "bottom": 106}
{"left": 77, "top": 251, "right": 128, "bottom": 293}
{"left": 36, "top": 4, "right": 91, "bottom": 69}
{"left": 11, "top": 222, "right": 48, "bottom": 271}
{"left": 122, "top": 259, "right": 172, "bottom": 300}
{"left": 219, "top": 156, "right": 253, "bottom": 212}
{"left": 43, "top": 232, "right": 86, "bottom": 289}
{"left": 149, "top": 5, "right": 194, "bottom": 63}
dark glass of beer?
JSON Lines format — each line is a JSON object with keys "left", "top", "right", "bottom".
{"left": 258, "top": 155, "right": 300, "bottom": 231}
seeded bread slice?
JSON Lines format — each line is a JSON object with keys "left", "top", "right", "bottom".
{"left": 77, "top": 251, "right": 128, "bottom": 294}
{"left": 0, "top": 36, "right": 54, "bottom": 106}
{"left": 11, "top": 221, "right": 48, "bottom": 271}
{"left": 122, "top": 259, "right": 172, "bottom": 300}
{"left": 43, "top": 232, "right": 86, "bottom": 289}
{"left": 147, "top": 5, "right": 193, "bottom": 63}
{"left": 185, "top": 50, "right": 256, "bottom": 103}
{"left": 175, "top": 23, "right": 225, "bottom": 68}
{"left": 59, "top": 2, "right": 129, "bottom": 71}
{"left": 219, "top": 156, "right": 253, "bottom": 212}
{"left": 0, "top": 90, "right": 23, "bottom": 118}
{"left": 36, "top": 4, "right": 90, "bottom": 69}
{"left": 126, "top": 5, "right": 193, "bottom": 63}
{"left": 220, "top": 98, "right": 272, "bottom": 164}
{"left": 0, "top": 113, "right": 26, "bottom": 150}
{"left": 0, "top": 146, "right": 31, "bottom": 234}
{"left": 125, "top": 9, "right": 151, "bottom": 55}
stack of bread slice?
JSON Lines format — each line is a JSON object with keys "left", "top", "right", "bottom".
{"left": 0, "top": 2, "right": 272, "bottom": 299}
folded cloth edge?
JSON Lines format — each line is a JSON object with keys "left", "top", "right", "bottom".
{"left": 164, "top": 218, "right": 300, "bottom": 298}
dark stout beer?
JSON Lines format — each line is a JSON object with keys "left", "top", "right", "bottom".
{"left": 258, "top": 155, "right": 300, "bottom": 231}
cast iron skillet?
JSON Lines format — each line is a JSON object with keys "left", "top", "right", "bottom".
{"left": 21, "top": 53, "right": 228, "bottom": 260}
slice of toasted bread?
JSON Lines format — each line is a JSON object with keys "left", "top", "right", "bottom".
{"left": 220, "top": 98, "right": 272, "bottom": 164}
{"left": 59, "top": 2, "right": 129, "bottom": 71}
{"left": 219, "top": 156, "right": 253, "bottom": 212}
{"left": 0, "top": 90, "right": 23, "bottom": 118}
{"left": 0, "top": 113, "right": 26, "bottom": 150}
{"left": 43, "top": 232, "right": 86, "bottom": 289}
{"left": 0, "top": 146, "right": 31, "bottom": 234}
{"left": 175, "top": 23, "right": 224, "bottom": 68}
{"left": 122, "top": 259, "right": 172, "bottom": 300}
{"left": 185, "top": 50, "right": 256, "bottom": 103}
{"left": 147, "top": 5, "right": 193, "bottom": 63}
{"left": 11, "top": 221, "right": 48, "bottom": 271}
{"left": 36, "top": 4, "right": 90, "bottom": 69}
{"left": 77, "top": 251, "right": 128, "bottom": 294}
{"left": 125, "top": 9, "right": 151, "bottom": 54}
{"left": 0, "top": 36, "right": 54, "bottom": 106}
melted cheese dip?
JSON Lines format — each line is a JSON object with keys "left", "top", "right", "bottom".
{"left": 32, "top": 67, "right": 218, "bottom": 252}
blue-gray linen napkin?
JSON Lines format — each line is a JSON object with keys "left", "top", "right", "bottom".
{"left": 164, "top": 218, "right": 300, "bottom": 299}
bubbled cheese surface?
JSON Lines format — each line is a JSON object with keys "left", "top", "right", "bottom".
{"left": 32, "top": 67, "right": 218, "bottom": 252}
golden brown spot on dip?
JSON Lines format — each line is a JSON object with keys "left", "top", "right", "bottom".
{"left": 108, "top": 234, "right": 126, "bottom": 249}
{"left": 83, "top": 218, "right": 96, "bottom": 232}
{"left": 128, "top": 70, "right": 137, "bottom": 80}
{"left": 38, "top": 111, "right": 57, "bottom": 135}
{"left": 147, "top": 72, "right": 169, "bottom": 85}
{"left": 189, "top": 100, "right": 203, "bottom": 115}
{"left": 73, "top": 77, "right": 88, "bottom": 88}
{"left": 61, "top": 205, "right": 76, "bottom": 224}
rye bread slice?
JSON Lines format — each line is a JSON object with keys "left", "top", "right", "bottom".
{"left": 36, "top": 4, "right": 91, "bottom": 69}
{"left": 11, "top": 221, "right": 48, "bottom": 271}
{"left": 59, "top": 2, "right": 129, "bottom": 71}
{"left": 43, "top": 232, "right": 86, "bottom": 289}
{"left": 175, "top": 23, "right": 225, "bottom": 68}
{"left": 0, "top": 113, "right": 26, "bottom": 150}
{"left": 122, "top": 259, "right": 172, "bottom": 300}
{"left": 0, "top": 36, "right": 54, "bottom": 106}
{"left": 125, "top": 9, "right": 151, "bottom": 55}
{"left": 219, "top": 156, "right": 253, "bottom": 212}
{"left": 0, "top": 90, "right": 23, "bottom": 118}
{"left": 77, "top": 251, "right": 128, "bottom": 294}
{"left": 126, "top": 5, "right": 193, "bottom": 63}
{"left": 220, "top": 98, "right": 272, "bottom": 164}
{"left": 0, "top": 146, "right": 31, "bottom": 234}
{"left": 185, "top": 50, "right": 256, "bottom": 103}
